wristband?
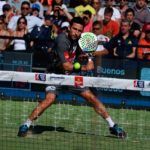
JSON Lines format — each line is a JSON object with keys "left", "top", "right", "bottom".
{"left": 88, "top": 58, "right": 92, "bottom": 62}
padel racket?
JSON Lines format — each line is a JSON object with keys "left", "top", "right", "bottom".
{"left": 78, "top": 32, "right": 98, "bottom": 56}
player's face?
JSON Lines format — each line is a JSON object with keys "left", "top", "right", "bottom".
{"left": 70, "top": 23, "right": 84, "bottom": 40}
{"left": 120, "top": 22, "right": 130, "bottom": 35}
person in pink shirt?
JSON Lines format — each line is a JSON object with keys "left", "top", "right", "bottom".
{"left": 82, "top": 10, "right": 93, "bottom": 32}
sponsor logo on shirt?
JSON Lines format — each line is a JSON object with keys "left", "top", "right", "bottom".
{"left": 133, "top": 80, "right": 145, "bottom": 88}
{"left": 64, "top": 49, "right": 76, "bottom": 63}
{"left": 35, "top": 73, "right": 46, "bottom": 81}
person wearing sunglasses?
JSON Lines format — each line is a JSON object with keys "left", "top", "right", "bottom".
{"left": 8, "top": 1, "right": 43, "bottom": 33}
{"left": 11, "top": 16, "right": 29, "bottom": 51}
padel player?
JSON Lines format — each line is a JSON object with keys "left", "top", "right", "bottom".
{"left": 18, "top": 17, "right": 126, "bottom": 138}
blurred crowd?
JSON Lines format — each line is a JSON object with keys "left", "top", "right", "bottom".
{"left": 0, "top": 0, "right": 150, "bottom": 66}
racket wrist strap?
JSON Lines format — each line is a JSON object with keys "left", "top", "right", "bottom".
{"left": 88, "top": 58, "right": 92, "bottom": 62}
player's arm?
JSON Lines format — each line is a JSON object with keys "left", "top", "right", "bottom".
{"left": 62, "top": 62, "right": 73, "bottom": 71}
{"left": 81, "top": 58, "right": 94, "bottom": 71}
{"left": 126, "top": 47, "right": 136, "bottom": 58}
{"left": 92, "top": 49, "right": 109, "bottom": 57}
{"left": 93, "top": 36, "right": 117, "bottom": 57}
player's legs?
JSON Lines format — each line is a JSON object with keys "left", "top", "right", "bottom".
{"left": 28, "top": 92, "right": 56, "bottom": 121}
{"left": 80, "top": 89, "right": 126, "bottom": 138}
{"left": 80, "top": 89, "right": 109, "bottom": 119}
{"left": 18, "top": 86, "right": 57, "bottom": 137}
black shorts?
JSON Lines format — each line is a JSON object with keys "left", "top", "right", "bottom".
{"left": 45, "top": 85, "right": 90, "bottom": 95}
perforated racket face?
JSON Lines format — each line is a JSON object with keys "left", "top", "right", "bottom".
{"left": 78, "top": 32, "right": 98, "bottom": 53}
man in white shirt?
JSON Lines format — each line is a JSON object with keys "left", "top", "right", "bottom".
{"left": 0, "top": 0, "right": 6, "bottom": 15}
{"left": 98, "top": 0, "right": 121, "bottom": 22}
{"left": 92, "top": 20, "right": 109, "bottom": 52}
{"left": 8, "top": 1, "right": 43, "bottom": 32}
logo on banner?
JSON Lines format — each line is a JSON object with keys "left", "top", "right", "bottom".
{"left": 49, "top": 76, "right": 65, "bottom": 81}
{"left": 35, "top": 73, "right": 46, "bottom": 81}
{"left": 74, "top": 76, "right": 83, "bottom": 86}
{"left": 134, "top": 80, "right": 145, "bottom": 88}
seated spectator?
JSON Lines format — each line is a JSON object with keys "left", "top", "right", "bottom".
{"left": 50, "top": 4, "right": 72, "bottom": 30}
{"left": 11, "top": 16, "right": 29, "bottom": 51}
{"left": 92, "top": 20, "right": 109, "bottom": 66}
{"left": 2, "top": 3, "right": 14, "bottom": 25}
{"left": 45, "top": 0, "right": 68, "bottom": 15}
{"left": 117, "top": 0, "right": 128, "bottom": 19}
{"left": 0, "top": 15, "right": 10, "bottom": 51}
{"left": 75, "top": 0, "right": 96, "bottom": 17}
{"left": 40, "top": 0, "right": 53, "bottom": 15}
{"left": 31, "top": 3, "right": 41, "bottom": 19}
{"left": 30, "top": 0, "right": 44, "bottom": 18}
{"left": 137, "top": 23, "right": 150, "bottom": 60}
{"left": 40, "top": 0, "right": 53, "bottom": 6}
{"left": 92, "top": 20, "right": 110, "bottom": 52}
{"left": 30, "top": 15, "right": 55, "bottom": 67}
{"left": 100, "top": 7, "right": 120, "bottom": 38}
{"left": 98, "top": 0, "right": 121, "bottom": 23}
{"left": 93, "top": 20, "right": 138, "bottom": 59}
{"left": 8, "top": 0, "right": 29, "bottom": 15}
{"left": 91, "top": 0, "right": 103, "bottom": 21}
{"left": 0, "top": 0, "right": 6, "bottom": 15}
{"left": 125, "top": 8, "right": 141, "bottom": 38}
{"left": 59, "top": 21, "right": 70, "bottom": 34}
{"left": 82, "top": 10, "right": 93, "bottom": 32}
{"left": 8, "top": 1, "right": 43, "bottom": 33}
{"left": 52, "top": 0, "right": 68, "bottom": 11}
{"left": 132, "top": 0, "right": 150, "bottom": 28}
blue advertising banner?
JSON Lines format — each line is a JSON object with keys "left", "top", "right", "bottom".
{"left": 0, "top": 52, "right": 32, "bottom": 89}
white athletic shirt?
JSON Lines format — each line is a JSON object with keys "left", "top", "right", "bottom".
{"left": 98, "top": 7, "right": 121, "bottom": 21}
{"left": 0, "top": 1, "right": 6, "bottom": 15}
{"left": 96, "top": 34, "right": 110, "bottom": 51}
{"left": 8, "top": 15, "right": 43, "bottom": 32}
{"left": 13, "top": 39, "right": 26, "bottom": 51}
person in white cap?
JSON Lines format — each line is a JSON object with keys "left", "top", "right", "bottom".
{"left": 60, "top": 21, "right": 70, "bottom": 33}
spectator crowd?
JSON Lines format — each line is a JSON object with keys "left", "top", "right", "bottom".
{"left": 0, "top": 0, "right": 150, "bottom": 67}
